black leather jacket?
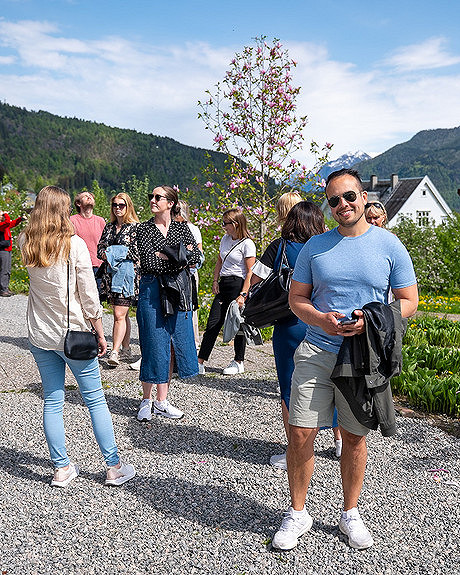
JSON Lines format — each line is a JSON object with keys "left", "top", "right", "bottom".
{"left": 331, "top": 300, "right": 407, "bottom": 437}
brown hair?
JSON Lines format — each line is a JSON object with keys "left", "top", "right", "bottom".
{"left": 222, "top": 207, "right": 250, "bottom": 240}
{"left": 110, "top": 192, "right": 139, "bottom": 224}
{"left": 276, "top": 191, "right": 302, "bottom": 225}
{"left": 281, "top": 201, "right": 326, "bottom": 242}
{"left": 156, "top": 185, "right": 180, "bottom": 216}
{"left": 21, "top": 186, "right": 74, "bottom": 267}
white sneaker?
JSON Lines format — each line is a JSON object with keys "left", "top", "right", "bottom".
{"left": 153, "top": 399, "right": 184, "bottom": 419}
{"left": 270, "top": 453, "right": 287, "bottom": 470}
{"left": 50, "top": 462, "right": 79, "bottom": 487}
{"left": 198, "top": 363, "right": 206, "bottom": 375}
{"left": 339, "top": 508, "right": 374, "bottom": 549}
{"left": 222, "top": 360, "right": 244, "bottom": 375}
{"left": 272, "top": 507, "right": 313, "bottom": 550}
{"left": 107, "top": 349, "right": 120, "bottom": 366}
{"left": 137, "top": 398, "right": 152, "bottom": 421}
{"left": 105, "top": 460, "right": 136, "bottom": 486}
{"left": 335, "top": 439, "right": 343, "bottom": 458}
{"left": 129, "top": 358, "right": 142, "bottom": 371}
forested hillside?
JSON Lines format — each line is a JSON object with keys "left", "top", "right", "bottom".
{"left": 0, "top": 102, "right": 225, "bottom": 198}
{"left": 355, "top": 127, "right": 460, "bottom": 211}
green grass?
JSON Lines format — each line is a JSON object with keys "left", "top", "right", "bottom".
{"left": 393, "top": 317, "right": 460, "bottom": 417}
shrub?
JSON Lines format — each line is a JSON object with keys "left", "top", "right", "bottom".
{"left": 392, "top": 215, "right": 460, "bottom": 294}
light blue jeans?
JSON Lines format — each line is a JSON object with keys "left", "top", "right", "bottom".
{"left": 30, "top": 344, "right": 120, "bottom": 469}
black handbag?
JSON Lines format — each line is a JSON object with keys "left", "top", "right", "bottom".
{"left": 63, "top": 261, "right": 99, "bottom": 360}
{"left": 242, "top": 239, "right": 295, "bottom": 328}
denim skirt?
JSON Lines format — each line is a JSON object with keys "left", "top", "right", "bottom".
{"left": 136, "top": 275, "right": 198, "bottom": 384}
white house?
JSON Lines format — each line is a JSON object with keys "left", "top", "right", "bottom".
{"left": 363, "top": 174, "right": 452, "bottom": 227}
{"left": 322, "top": 174, "right": 453, "bottom": 227}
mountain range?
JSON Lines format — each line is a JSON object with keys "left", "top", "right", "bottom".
{"left": 0, "top": 102, "right": 226, "bottom": 200}
{"left": 0, "top": 102, "right": 459, "bottom": 211}
{"left": 344, "top": 128, "right": 460, "bottom": 211}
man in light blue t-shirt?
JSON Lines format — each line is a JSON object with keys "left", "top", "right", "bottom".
{"left": 272, "top": 169, "right": 418, "bottom": 552}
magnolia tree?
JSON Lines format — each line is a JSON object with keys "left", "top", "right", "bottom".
{"left": 197, "top": 36, "right": 332, "bottom": 246}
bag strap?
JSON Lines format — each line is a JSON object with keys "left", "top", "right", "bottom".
{"left": 66, "top": 260, "right": 70, "bottom": 330}
{"left": 221, "top": 238, "right": 246, "bottom": 269}
{"left": 273, "top": 239, "right": 289, "bottom": 275}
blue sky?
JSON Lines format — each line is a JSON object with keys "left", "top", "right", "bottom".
{"left": 1, "top": 0, "right": 460, "bottom": 162}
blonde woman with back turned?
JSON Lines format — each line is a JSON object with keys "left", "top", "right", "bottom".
{"left": 20, "top": 186, "right": 135, "bottom": 487}
{"left": 276, "top": 191, "right": 302, "bottom": 226}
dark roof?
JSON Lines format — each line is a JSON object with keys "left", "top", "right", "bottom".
{"left": 362, "top": 177, "right": 423, "bottom": 222}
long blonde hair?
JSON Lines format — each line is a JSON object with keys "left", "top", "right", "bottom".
{"left": 21, "top": 186, "right": 74, "bottom": 267}
{"left": 109, "top": 192, "right": 139, "bottom": 224}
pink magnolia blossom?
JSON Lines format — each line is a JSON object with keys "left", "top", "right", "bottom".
{"left": 205, "top": 181, "right": 214, "bottom": 188}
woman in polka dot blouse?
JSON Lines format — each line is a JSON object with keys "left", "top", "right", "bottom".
{"left": 135, "top": 186, "right": 202, "bottom": 421}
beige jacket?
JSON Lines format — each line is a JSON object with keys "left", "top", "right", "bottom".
{"left": 25, "top": 235, "right": 102, "bottom": 350}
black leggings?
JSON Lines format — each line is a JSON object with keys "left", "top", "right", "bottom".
{"left": 198, "top": 275, "right": 246, "bottom": 362}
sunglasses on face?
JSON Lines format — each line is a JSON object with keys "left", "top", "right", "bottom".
{"left": 112, "top": 202, "right": 126, "bottom": 209}
{"left": 222, "top": 220, "right": 234, "bottom": 227}
{"left": 326, "top": 190, "right": 360, "bottom": 208}
{"left": 365, "top": 202, "right": 384, "bottom": 210}
{"left": 148, "top": 193, "right": 168, "bottom": 203}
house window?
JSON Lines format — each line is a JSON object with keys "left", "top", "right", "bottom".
{"left": 416, "top": 211, "right": 430, "bottom": 227}
{"left": 421, "top": 189, "right": 426, "bottom": 196}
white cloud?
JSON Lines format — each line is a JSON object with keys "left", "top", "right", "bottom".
{"left": 0, "top": 19, "right": 459, "bottom": 164}
{"left": 383, "top": 36, "right": 460, "bottom": 72}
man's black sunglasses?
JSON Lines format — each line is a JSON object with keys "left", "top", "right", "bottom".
{"left": 327, "top": 190, "right": 360, "bottom": 208}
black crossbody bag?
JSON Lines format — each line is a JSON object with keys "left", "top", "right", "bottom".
{"left": 242, "top": 239, "right": 294, "bottom": 328}
{"left": 63, "top": 261, "right": 99, "bottom": 360}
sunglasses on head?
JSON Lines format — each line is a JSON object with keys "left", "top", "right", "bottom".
{"left": 326, "top": 190, "right": 360, "bottom": 208}
{"left": 365, "top": 202, "right": 384, "bottom": 210}
{"left": 148, "top": 193, "right": 168, "bottom": 202}
{"left": 112, "top": 202, "right": 126, "bottom": 209}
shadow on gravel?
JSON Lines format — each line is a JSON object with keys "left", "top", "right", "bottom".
{"left": 24, "top": 389, "right": 282, "bottom": 465}
{"left": 123, "top": 475, "right": 280, "bottom": 535}
{"left": 125, "top": 414, "right": 281, "bottom": 465}
{"left": 193, "top": 374, "right": 279, "bottom": 400}
{"left": 0, "top": 446, "right": 50, "bottom": 484}
{"left": 0, "top": 335, "right": 30, "bottom": 350}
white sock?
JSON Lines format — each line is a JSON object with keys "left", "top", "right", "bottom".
{"left": 291, "top": 507, "right": 306, "bottom": 517}
{"left": 342, "top": 507, "right": 358, "bottom": 519}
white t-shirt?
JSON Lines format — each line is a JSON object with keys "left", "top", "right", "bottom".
{"left": 219, "top": 234, "right": 256, "bottom": 279}
{"left": 187, "top": 222, "right": 203, "bottom": 276}
{"left": 187, "top": 222, "right": 202, "bottom": 245}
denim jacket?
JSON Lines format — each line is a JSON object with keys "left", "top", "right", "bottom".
{"left": 106, "top": 245, "right": 135, "bottom": 297}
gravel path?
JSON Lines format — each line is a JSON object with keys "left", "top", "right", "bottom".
{"left": 0, "top": 295, "right": 459, "bottom": 575}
